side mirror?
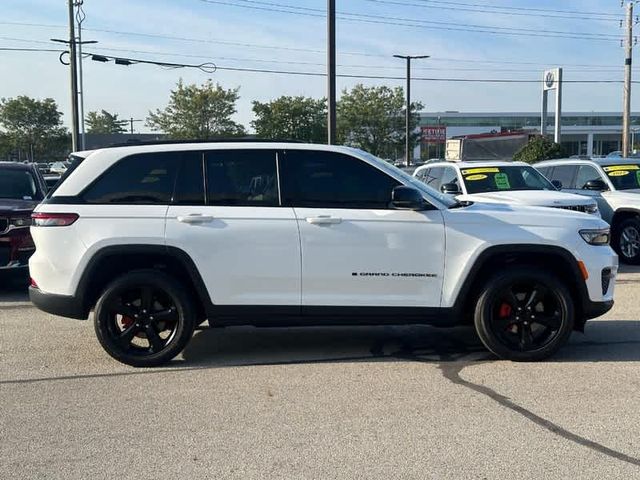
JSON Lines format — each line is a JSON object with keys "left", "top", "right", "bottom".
{"left": 584, "top": 179, "right": 608, "bottom": 191}
{"left": 391, "top": 186, "right": 427, "bottom": 210}
{"left": 441, "top": 182, "right": 461, "bottom": 195}
{"left": 551, "top": 180, "right": 563, "bottom": 190}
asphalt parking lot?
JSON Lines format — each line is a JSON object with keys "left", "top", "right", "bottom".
{"left": 2, "top": 268, "right": 640, "bottom": 479}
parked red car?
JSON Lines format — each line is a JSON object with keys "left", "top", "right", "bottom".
{"left": 0, "top": 162, "right": 47, "bottom": 274}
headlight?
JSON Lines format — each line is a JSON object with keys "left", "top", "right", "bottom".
{"left": 584, "top": 204, "right": 599, "bottom": 214}
{"left": 580, "top": 228, "right": 610, "bottom": 245}
{"left": 9, "top": 217, "right": 32, "bottom": 227}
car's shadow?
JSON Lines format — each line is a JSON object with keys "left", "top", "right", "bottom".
{"left": 180, "top": 319, "right": 640, "bottom": 368}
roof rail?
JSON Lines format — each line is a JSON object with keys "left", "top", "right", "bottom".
{"left": 103, "top": 137, "right": 306, "bottom": 148}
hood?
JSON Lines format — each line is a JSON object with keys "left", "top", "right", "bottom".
{"left": 457, "top": 190, "right": 596, "bottom": 207}
{"left": 602, "top": 190, "right": 640, "bottom": 210}
{"left": 445, "top": 201, "right": 608, "bottom": 230}
{"left": 0, "top": 198, "right": 39, "bottom": 216}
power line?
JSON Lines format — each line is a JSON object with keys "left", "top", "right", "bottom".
{"left": 0, "top": 47, "right": 63, "bottom": 52}
{"left": 360, "top": 0, "right": 623, "bottom": 21}
{"left": 198, "top": 0, "right": 621, "bottom": 41}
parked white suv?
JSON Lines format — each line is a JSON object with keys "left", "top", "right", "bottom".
{"left": 536, "top": 158, "right": 640, "bottom": 264}
{"left": 413, "top": 161, "right": 599, "bottom": 215}
{"left": 29, "top": 142, "right": 617, "bottom": 366}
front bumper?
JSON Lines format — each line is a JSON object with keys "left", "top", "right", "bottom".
{"left": 29, "top": 286, "right": 88, "bottom": 320}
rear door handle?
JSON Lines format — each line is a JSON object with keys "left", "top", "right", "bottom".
{"left": 306, "top": 216, "right": 342, "bottom": 225}
{"left": 177, "top": 214, "right": 214, "bottom": 224}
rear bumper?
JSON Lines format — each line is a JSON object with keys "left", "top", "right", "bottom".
{"left": 29, "top": 286, "right": 88, "bottom": 320}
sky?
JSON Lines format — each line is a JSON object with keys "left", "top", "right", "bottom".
{"left": 0, "top": 0, "right": 635, "bottom": 133}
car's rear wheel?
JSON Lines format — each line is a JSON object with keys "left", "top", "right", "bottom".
{"left": 94, "top": 270, "right": 195, "bottom": 367}
{"left": 474, "top": 268, "right": 574, "bottom": 361}
{"left": 613, "top": 217, "right": 640, "bottom": 265}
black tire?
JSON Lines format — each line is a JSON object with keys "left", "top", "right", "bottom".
{"left": 94, "top": 270, "right": 196, "bottom": 367}
{"left": 474, "top": 267, "right": 574, "bottom": 362}
{"left": 613, "top": 217, "right": 640, "bottom": 265}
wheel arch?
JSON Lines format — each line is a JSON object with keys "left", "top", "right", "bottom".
{"left": 611, "top": 208, "right": 640, "bottom": 229}
{"left": 76, "top": 245, "right": 213, "bottom": 320}
{"left": 453, "top": 244, "right": 589, "bottom": 330}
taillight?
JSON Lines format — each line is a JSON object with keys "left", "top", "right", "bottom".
{"left": 31, "top": 212, "right": 79, "bottom": 227}
{"left": 30, "top": 277, "right": 38, "bottom": 288}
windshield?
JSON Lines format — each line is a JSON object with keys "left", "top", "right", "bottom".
{"left": 0, "top": 169, "right": 40, "bottom": 200}
{"left": 354, "top": 149, "right": 457, "bottom": 208}
{"left": 602, "top": 164, "right": 640, "bottom": 190}
{"left": 460, "top": 165, "right": 556, "bottom": 194}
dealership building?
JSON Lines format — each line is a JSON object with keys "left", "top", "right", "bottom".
{"left": 418, "top": 112, "right": 640, "bottom": 159}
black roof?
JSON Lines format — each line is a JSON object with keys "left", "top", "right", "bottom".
{"left": 0, "top": 161, "right": 39, "bottom": 171}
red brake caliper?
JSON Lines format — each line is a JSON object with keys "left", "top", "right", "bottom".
{"left": 121, "top": 315, "right": 134, "bottom": 328}
{"left": 499, "top": 303, "right": 514, "bottom": 332}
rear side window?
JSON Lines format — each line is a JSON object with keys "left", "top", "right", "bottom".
{"left": 548, "top": 165, "right": 578, "bottom": 189}
{"left": 83, "top": 152, "right": 180, "bottom": 204}
{"left": 205, "top": 150, "right": 278, "bottom": 206}
{"left": 280, "top": 150, "right": 399, "bottom": 209}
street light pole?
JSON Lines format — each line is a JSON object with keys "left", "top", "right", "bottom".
{"left": 394, "top": 54, "right": 429, "bottom": 167}
{"left": 67, "top": 0, "right": 79, "bottom": 152}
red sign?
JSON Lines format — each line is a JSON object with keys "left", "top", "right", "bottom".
{"left": 421, "top": 126, "right": 446, "bottom": 143}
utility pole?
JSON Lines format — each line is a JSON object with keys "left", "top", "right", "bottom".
{"left": 129, "top": 118, "right": 143, "bottom": 134}
{"left": 623, "top": 1, "right": 634, "bottom": 158}
{"left": 68, "top": 0, "right": 79, "bottom": 152}
{"left": 327, "top": 0, "right": 336, "bottom": 145}
{"left": 394, "top": 54, "right": 429, "bottom": 166}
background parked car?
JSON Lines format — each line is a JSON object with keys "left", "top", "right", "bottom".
{"left": 0, "top": 162, "right": 47, "bottom": 275}
{"left": 413, "top": 161, "right": 599, "bottom": 215}
{"left": 536, "top": 157, "right": 640, "bottom": 264}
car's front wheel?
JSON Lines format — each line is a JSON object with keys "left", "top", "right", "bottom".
{"left": 94, "top": 270, "right": 196, "bottom": 367}
{"left": 474, "top": 268, "right": 575, "bottom": 361}
{"left": 613, "top": 217, "right": 640, "bottom": 265}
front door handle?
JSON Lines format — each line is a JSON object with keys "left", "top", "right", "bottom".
{"left": 177, "top": 214, "right": 214, "bottom": 224}
{"left": 306, "top": 216, "right": 342, "bottom": 225}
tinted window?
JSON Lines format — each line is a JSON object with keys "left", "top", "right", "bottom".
{"left": 602, "top": 163, "right": 640, "bottom": 190}
{"left": 0, "top": 169, "right": 40, "bottom": 200}
{"left": 205, "top": 150, "right": 278, "bottom": 206}
{"left": 173, "top": 153, "right": 205, "bottom": 205}
{"left": 460, "top": 165, "right": 555, "bottom": 194}
{"left": 83, "top": 152, "right": 180, "bottom": 204}
{"left": 575, "top": 165, "right": 602, "bottom": 189}
{"left": 549, "top": 165, "right": 578, "bottom": 189}
{"left": 280, "top": 150, "right": 399, "bottom": 209}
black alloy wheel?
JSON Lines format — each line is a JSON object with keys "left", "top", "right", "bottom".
{"left": 94, "top": 270, "right": 195, "bottom": 367}
{"left": 474, "top": 268, "right": 574, "bottom": 361}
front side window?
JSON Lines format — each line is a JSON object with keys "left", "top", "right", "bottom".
{"left": 83, "top": 152, "right": 180, "bottom": 204}
{"left": 575, "top": 165, "right": 603, "bottom": 189}
{"left": 0, "top": 170, "right": 40, "bottom": 200}
{"left": 280, "top": 150, "right": 399, "bottom": 209}
{"left": 440, "top": 167, "right": 459, "bottom": 190}
{"left": 602, "top": 164, "right": 640, "bottom": 190}
{"left": 205, "top": 150, "right": 278, "bottom": 206}
{"left": 459, "top": 165, "right": 556, "bottom": 194}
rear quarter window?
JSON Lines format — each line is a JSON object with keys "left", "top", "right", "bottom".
{"left": 82, "top": 152, "right": 182, "bottom": 204}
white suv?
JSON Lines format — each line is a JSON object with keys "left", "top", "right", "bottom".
{"left": 536, "top": 158, "right": 640, "bottom": 264}
{"left": 413, "top": 161, "right": 599, "bottom": 216}
{"left": 29, "top": 142, "right": 617, "bottom": 366}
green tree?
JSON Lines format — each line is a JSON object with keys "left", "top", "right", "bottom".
{"left": 337, "top": 84, "right": 423, "bottom": 159}
{"left": 147, "top": 79, "right": 245, "bottom": 139}
{"left": 513, "top": 136, "right": 566, "bottom": 164}
{"left": 85, "top": 109, "right": 127, "bottom": 134}
{"left": 0, "top": 96, "right": 68, "bottom": 161}
{"left": 252, "top": 96, "right": 326, "bottom": 143}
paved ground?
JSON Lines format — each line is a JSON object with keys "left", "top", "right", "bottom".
{"left": 2, "top": 267, "right": 640, "bottom": 479}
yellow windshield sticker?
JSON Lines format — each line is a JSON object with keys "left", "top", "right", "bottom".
{"left": 461, "top": 167, "right": 500, "bottom": 175}
{"left": 604, "top": 165, "right": 640, "bottom": 172}
{"left": 465, "top": 174, "right": 487, "bottom": 181}
{"left": 609, "top": 170, "right": 630, "bottom": 177}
